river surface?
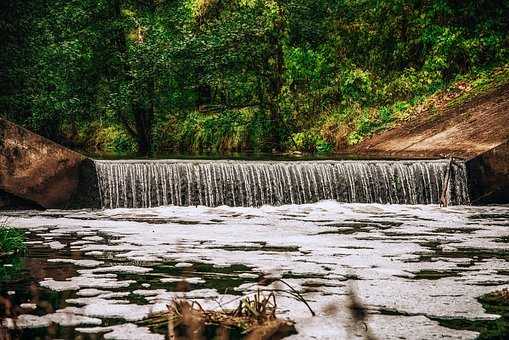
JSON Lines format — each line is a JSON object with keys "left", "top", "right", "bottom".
{"left": 1, "top": 201, "right": 509, "bottom": 339}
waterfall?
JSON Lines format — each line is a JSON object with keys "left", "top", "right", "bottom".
{"left": 94, "top": 159, "right": 470, "bottom": 208}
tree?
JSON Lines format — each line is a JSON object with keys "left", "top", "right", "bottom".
{"left": 1, "top": 0, "right": 507, "bottom": 154}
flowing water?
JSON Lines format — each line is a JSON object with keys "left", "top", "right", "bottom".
{"left": 1, "top": 202, "right": 508, "bottom": 339}
{"left": 95, "top": 159, "right": 470, "bottom": 208}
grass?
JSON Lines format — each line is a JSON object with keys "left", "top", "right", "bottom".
{"left": 446, "top": 64, "right": 509, "bottom": 109}
{"left": 0, "top": 225, "right": 26, "bottom": 255}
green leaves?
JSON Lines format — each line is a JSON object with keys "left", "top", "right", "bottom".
{"left": 0, "top": 226, "right": 26, "bottom": 255}
{"left": 1, "top": 0, "right": 507, "bottom": 154}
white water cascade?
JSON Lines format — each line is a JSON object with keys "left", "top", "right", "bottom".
{"left": 94, "top": 159, "right": 470, "bottom": 208}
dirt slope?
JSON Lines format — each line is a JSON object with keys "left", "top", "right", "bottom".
{"left": 352, "top": 83, "right": 509, "bottom": 160}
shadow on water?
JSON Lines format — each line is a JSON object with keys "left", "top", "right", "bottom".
{"left": 1, "top": 235, "right": 88, "bottom": 339}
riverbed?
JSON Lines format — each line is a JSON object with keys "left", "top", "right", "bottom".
{"left": 1, "top": 201, "right": 508, "bottom": 339}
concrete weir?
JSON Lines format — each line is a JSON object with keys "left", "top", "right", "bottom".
{"left": 0, "top": 117, "right": 99, "bottom": 209}
{"left": 0, "top": 112, "right": 508, "bottom": 208}
{"left": 353, "top": 83, "right": 509, "bottom": 204}
{"left": 466, "top": 141, "right": 509, "bottom": 204}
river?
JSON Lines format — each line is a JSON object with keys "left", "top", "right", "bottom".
{"left": 1, "top": 201, "right": 508, "bottom": 339}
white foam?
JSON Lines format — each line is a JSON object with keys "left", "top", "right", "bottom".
{"left": 81, "top": 265, "right": 152, "bottom": 274}
{"left": 47, "top": 241, "right": 65, "bottom": 249}
{"left": 4, "top": 202, "right": 509, "bottom": 339}
{"left": 174, "top": 262, "right": 193, "bottom": 268}
{"left": 48, "top": 258, "right": 104, "bottom": 267}
{"left": 160, "top": 277, "right": 205, "bottom": 284}
{"left": 76, "top": 323, "right": 164, "bottom": 340}
{"left": 2, "top": 312, "right": 102, "bottom": 329}
{"left": 20, "top": 303, "right": 37, "bottom": 310}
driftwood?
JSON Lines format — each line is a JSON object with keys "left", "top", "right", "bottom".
{"left": 138, "top": 291, "right": 297, "bottom": 340}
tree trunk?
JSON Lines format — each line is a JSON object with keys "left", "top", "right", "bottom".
{"left": 267, "top": 1, "right": 286, "bottom": 152}
{"left": 133, "top": 84, "right": 154, "bottom": 156}
{"left": 133, "top": 108, "right": 151, "bottom": 155}
{"left": 110, "top": 0, "right": 156, "bottom": 156}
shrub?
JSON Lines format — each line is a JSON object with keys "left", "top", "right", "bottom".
{"left": 155, "top": 108, "right": 269, "bottom": 153}
{"left": 81, "top": 122, "right": 137, "bottom": 154}
{"left": 291, "top": 130, "right": 331, "bottom": 154}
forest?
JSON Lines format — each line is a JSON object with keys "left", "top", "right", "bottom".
{"left": 1, "top": 0, "right": 508, "bottom": 156}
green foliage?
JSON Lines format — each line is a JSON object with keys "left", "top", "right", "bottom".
{"left": 447, "top": 64, "right": 509, "bottom": 108}
{"left": 88, "top": 124, "right": 137, "bottom": 154}
{"left": 291, "top": 130, "right": 331, "bottom": 154}
{"left": 155, "top": 108, "right": 272, "bottom": 152}
{"left": 179, "top": 110, "right": 250, "bottom": 151}
{"left": 0, "top": 226, "right": 26, "bottom": 255}
{"left": 1, "top": 0, "right": 508, "bottom": 154}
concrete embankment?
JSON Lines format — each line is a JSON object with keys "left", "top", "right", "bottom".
{"left": 0, "top": 117, "right": 99, "bottom": 209}
{"left": 353, "top": 83, "right": 509, "bottom": 204}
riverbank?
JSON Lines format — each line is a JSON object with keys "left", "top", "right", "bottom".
{"left": 352, "top": 77, "right": 509, "bottom": 160}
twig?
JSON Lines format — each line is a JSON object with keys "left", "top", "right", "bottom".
{"left": 440, "top": 157, "right": 453, "bottom": 207}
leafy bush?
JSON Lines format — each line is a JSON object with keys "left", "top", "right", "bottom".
{"left": 291, "top": 130, "right": 331, "bottom": 154}
{"left": 88, "top": 124, "right": 137, "bottom": 154}
{"left": 155, "top": 108, "right": 271, "bottom": 153}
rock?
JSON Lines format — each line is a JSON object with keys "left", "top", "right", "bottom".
{"left": 0, "top": 189, "right": 41, "bottom": 209}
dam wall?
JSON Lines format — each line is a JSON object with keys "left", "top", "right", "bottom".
{"left": 353, "top": 83, "right": 509, "bottom": 204}
{"left": 0, "top": 111, "right": 507, "bottom": 208}
{"left": 94, "top": 159, "right": 470, "bottom": 208}
{"left": 466, "top": 141, "right": 509, "bottom": 204}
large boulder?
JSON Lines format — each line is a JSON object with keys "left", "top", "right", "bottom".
{"left": 0, "top": 117, "right": 84, "bottom": 208}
